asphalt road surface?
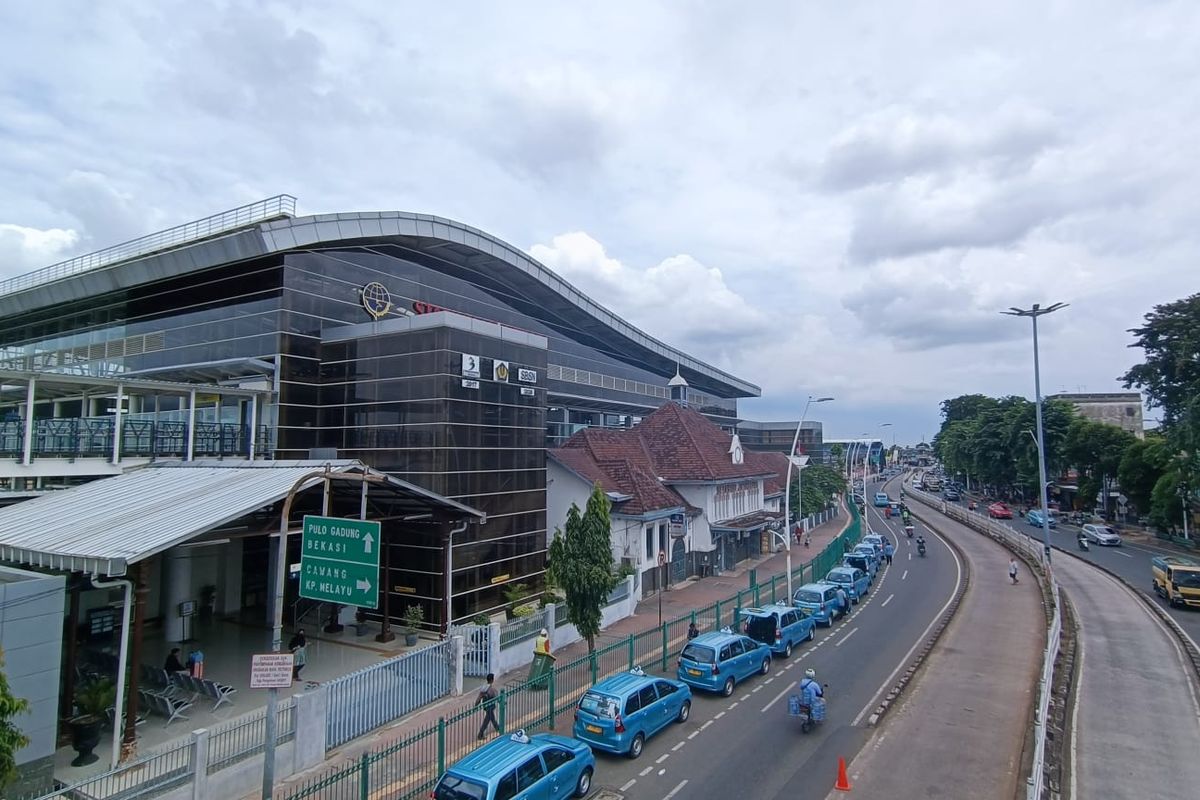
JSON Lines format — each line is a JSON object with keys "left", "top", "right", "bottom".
{"left": 1055, "top": 554, "right": 1200, "bottom": 799}
{"left": 954, "top": 501, "right": 1200, "bottom": 644}
{"left": 592, "top": 480, "right": 962, "bottom": 800}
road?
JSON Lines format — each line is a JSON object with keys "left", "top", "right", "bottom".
{"left": 1054, "top": 554, "right": 1200, "bottom": 798}
{"left": 593, "top": 482, "right": 962, "bottom": 800}
{"left": 954, "top": 500, "right": 1200, "bottom": 643}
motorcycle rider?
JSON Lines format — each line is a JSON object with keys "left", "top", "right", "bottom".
{"left": 916, "top": 535, "right": 927, "bottom": 556}
{"left": 800, "top": 668, "right": 824, "bottom": 708}
{"left": 1077, "top": 531, "right": 1089, "bottom": 550}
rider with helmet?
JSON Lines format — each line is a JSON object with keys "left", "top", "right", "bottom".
{"left": 800, "top": 668, "right": 824, "bottom": 707}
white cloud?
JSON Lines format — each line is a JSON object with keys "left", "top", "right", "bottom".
{"left": 2, "top": 0, "right": 1200, "bottom": 443}
{"left": 0, "top": 224, "right": 79, "bottom": 279}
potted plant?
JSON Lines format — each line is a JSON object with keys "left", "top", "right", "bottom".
{"left": 69, "top": 677, "right": 115, "bottom": 766}
{"left": 402, "top": 604, "right": 424, "bottom": 646}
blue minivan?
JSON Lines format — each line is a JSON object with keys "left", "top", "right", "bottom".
{"left": 841, "top": 552, "right": 877, "bottom": 584}
{"left": 677, "top": 630, "right": 772, "bottom": 697}
{"left": 573, "top": 667, "right": 691, "bottom": 759}
{"left": 793, "top": 582, "right": 846, "bottom": 626}
{"left": 740, "top": 604, "right": 816, "bottom": 657}
{"left": 433, "top": 730, "right": 595, "bottom": 800}
{"left": 824, "top": 566, "right": 871, "bottom": 603}
{"left": 873, "top": 492, "right": 890, "bottom": 507}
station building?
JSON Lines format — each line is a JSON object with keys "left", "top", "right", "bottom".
{"left": 0, "top": 196, "right": 759, "bottom": 632}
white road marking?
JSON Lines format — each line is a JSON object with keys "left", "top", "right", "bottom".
{"left": 1068, "top": 619, "right": 1085, "bottom": 800}
{"left": 700, "top": 720, "right": 714, "bottom": 730}
{"left": 762, "top": 679, "right": 797, "bottom": 713}
{"left": 714, "top": 711, "right": 726, "bottom": 720}
{"left": 836, "top": 627, "right": 859, "bottom": 647}
{"left": 658, "top": 769, "right": 666, "bottom": 776}
{"left": 672, "top": 741, "right": 686, "bottom": 751}
{"left": 621, "top": 779, "right": 637, "bottom": 791}
{"left": 687, "top": 731, "right": 699, "bottom": 740}
{"left": 640, "top": 766, "right": 654, "bottom": 776}
{"left": 729, "top": 701, "right": 739, "bottom": 709}
{"left": 908, "top": 552, "right": 912, "bottom": 560}
{"left": 852, "top": 525, "right": 964, "bottom": 727}
{"left": 752, "top": 684, "right": 764, "bottom": 693}
{"left": 764, "top": 677, "right": 775, "bottom": 684}
{"left": 740, "top": 693, "right": 750, "bottom": 701}
{"left": 901, "top": 569, "right": 908, "bottom": 580}
{"left": 655, "top": 753, "right": 670, "bottom": 764}
{"left": 663, "top": 779, "right": 689, "bottom": 800}
{"left": 880, "top": 593, "right": 894, "bottom": 608}
{"left": 1112, "top": 550, "right": 1133, "bottom": 558}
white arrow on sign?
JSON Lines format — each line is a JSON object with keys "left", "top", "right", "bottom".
{"left": 363, "top": 532, "right": 374, "bottom": 554}
{"left": 356, "top": 578, "right": 372, "bottom": 593}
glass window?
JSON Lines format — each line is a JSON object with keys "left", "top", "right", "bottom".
{"left": 719, "top": 645, "right": 733, "bottom": 661}
{"left": 542, "top": 748, "right": 575, "bottom": 773}
{"left": 654, "top": 681, "right": 677, "bottom": 699}
{"left": 434, "top": 775, "right": 487, "bottom": 800}
{"left": 645, "top": 526, "right": 654, "bottom": 560}
{"left": 729, "top": 639, "right": 745, "bottom": 656}
{"left": 494, "top": 771, "right": 518, "bottom": 800}
{"left": 515, "top": 756, "right": 545, "bottom": 790}
{"left": 658, "top": 522, "right": 668, "bottom": 557}
{"left": 637, "top": 685, "right": 658, "bottom": 708}
{"left": 624, "top": 693, "right": 642, "bottom": 715}
{"left": 681, "top": 643, "right": 714, "bottom": 663}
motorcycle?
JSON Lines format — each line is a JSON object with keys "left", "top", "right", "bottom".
{"left": 788, "top": 688, "right": 828, "bottom": 734}
{"left": 1078, "top": 536, "right": 1090, "bottom": 552}
{"left": 905, "top": 525, "right": 914, "bottom": 538}
{"left": 917, "top": 542, "right": 927, "bottom": 557}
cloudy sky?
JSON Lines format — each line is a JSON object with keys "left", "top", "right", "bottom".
{"left": 2, "top": 0, "right": 1198, "bottom": 443}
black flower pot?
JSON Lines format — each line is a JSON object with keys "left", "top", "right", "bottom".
{"left": 69, "top": 716, "right": 104, "bottom": 767}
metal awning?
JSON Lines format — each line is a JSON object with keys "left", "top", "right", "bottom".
{"left": 0, "top": 459, "right": 483, "bottom": 577}
{"left": 711, "top": 510, "right": 781, "bottom": 532}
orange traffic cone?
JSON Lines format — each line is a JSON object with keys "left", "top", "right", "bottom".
{"left": 834, "top": 756, "right": 852, "bottom": 792}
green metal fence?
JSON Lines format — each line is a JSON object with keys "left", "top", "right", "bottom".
{"left": 281, "top": 502, "right": 862, "bottom": 800}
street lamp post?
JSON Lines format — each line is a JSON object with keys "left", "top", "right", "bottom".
{"left": 1003, "top": 302, "right": 1068, "bottom": 569}
{"left": 879, "top": 423, "right": 893, "bottom": 469}
{"left": 784, "top": 396, "right": 833, "bottom": 602}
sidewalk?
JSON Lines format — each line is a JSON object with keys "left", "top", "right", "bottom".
{"left": 273, "top": 507, "right": 851, "bottom": 794}
{"left": 834, "top": 506, "right": 1044, "bottom": 799}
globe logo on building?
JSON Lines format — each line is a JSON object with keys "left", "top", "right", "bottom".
{"left": 361, "top": 282, "right": 392, "bottom": 319}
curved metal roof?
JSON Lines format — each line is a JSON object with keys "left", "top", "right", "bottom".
{"left": 0, "top": 208, "right": 759, "bottom": 399}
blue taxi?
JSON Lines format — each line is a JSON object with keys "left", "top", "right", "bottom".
{"left": 793, "top": 582, "right": 846, "bottom": 626}
{"left": 572, "top": 667, "right": 691, "bottom": 759}
{"left": 873, "top": 492, "right": 890, "bottom": 507}
{"left": 861, "top": 534, "right": 887, "bottom": 558}
{"left": 824, "top": 566, "right": 870, "bottom": 603}
{"left": 843, "top": 551, "right": 877, "bottom": 583}
{"left": 677, "top": 630, "right": 771, "bottom": 697}
{"left": 432, "top": 729, "right": 595, "bottom": 800}
{"left": 740, "top": 604, "right": 816, "bottom": 658}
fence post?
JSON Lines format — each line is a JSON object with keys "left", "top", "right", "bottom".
{"left": 590, "top": 651, "right": 598, "bottom": 685}
{"left": 359, "top": 752, "right": 370, "bottom": 800}
{"left": 753, "top": 584, "right": 761, "bottom": 605}
{"left": 661, "top": 623, "right": 669, "bottom": 671}
{"left": 545, "top": 603, "right": 557, "bottom": 645}
{"left": 488, "top": 622, "right": 501, "bottom": 674}
{"left": 293, "top": 687, "right": 328, "bottom": 770}
{"left": 450, "top": 635, "right": 464, "bottom": 696}
{"left": 715, "top": 600, "right": 722, "bottom": 629}
{"left": 498, "top": 694, "right": 507, "bottom": 734}
{"left": 627, "top": 633, "right": 635, "bottom": 669}
{"left": 190, "top": 728, "right": 209, "bottom": 800}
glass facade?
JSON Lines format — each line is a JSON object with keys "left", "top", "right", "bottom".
{"left": 0, "top": 231, "right": 752, "bottom": 625}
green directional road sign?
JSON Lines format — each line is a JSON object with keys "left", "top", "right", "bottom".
{"left": 300, "top": 515, "right": 382, "bottom": 608}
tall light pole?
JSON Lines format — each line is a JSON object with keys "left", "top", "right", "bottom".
{"left": 1003, "top": 302, "right": 1068, "bottom": 569}
{"left": 784, "top": 396, "right": 833, "bottom": 602}
{"left": 879, "top": 423, "right": 893, "bottom": 468}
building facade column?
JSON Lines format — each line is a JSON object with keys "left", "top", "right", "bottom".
{"left": 163, "top": 549, "right": 193, "bottom": 642}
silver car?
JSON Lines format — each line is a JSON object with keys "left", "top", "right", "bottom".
{"left": 1081, "top": 523, "right": 1122, "bottom": 546}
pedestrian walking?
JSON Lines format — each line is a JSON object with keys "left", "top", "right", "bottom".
{"left": 1008, "top": 558, "right": 1019, "bottom": 585}
{"left": 687, "top": 621, "right": 699, "bottom": 640}
{"left": 533, "top": 628, "right": 552, "bottom": 657}
{"left": 476, "top": 673, "right": 500, "bottom": 739}
{"left": 289, "top": 629, "right": 308, "bottom": 680}
{"left": 884, "top": 541, "right": 895, "bottom": 565}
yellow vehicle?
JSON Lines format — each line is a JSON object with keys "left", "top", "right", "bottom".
{"left": 1151, "top": 556, "right": 1200, "bottom": 608}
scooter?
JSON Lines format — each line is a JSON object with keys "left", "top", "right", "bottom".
{"left": 905, "top": 525, "right": 914, "bottom": 538}
{"left": 788, "top": 687, "right": 829, "bottom": 734}
{"left": 917, "top": 542, "right": 927, "bottom": 557}
{"left": 1078, "top": 536, "right": 1090, "bottom": 552}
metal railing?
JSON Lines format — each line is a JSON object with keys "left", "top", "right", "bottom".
{"left": 325, "top": 640, "right": 452, "bottom": 749}
{"left": 15, "top": 738, "right": 194, "bottom": 800}
{"left": 0, "top": 418, "right": 272, "bottom": 460}
{"left": 498, "top": 608, "right": 550, "bottom": 649}
{"left": 0, "top": 195, "right": 297, "bottom": 297}
{"left": 208, "top": 697, "right": 296, "bottom": 773}
{"left": 282, "top": 503, "right": 863, "bottom": 799}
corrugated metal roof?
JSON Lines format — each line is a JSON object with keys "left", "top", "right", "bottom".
{"left": 0, "top": 459, "right": 482, "bottom": 577}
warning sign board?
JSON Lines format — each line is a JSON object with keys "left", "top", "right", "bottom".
{"left": 250, "top": 653, "right": 295, "bottom": 688}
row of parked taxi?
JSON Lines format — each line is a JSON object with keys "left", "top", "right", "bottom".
{"left": 432, "top": 531, "right": 895, "bottom": 800}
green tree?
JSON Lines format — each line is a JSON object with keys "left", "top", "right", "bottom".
{"left": 789, "top": 464, "right": 847, "bottom": 521}
{"left": 1118, "top": 435, "right": 1170, "bottom": 515}
{"left": 1122, "top": 293, "right": 1200, "bottom": 426}
{"left": 0, "top": 649, "right": 30, "bottom": 790}
{"left": 546, "top": 484, "right": 619, "bottom": 653}
{"left": 829, "top": 443, "right": 844, "bottom": 466}
{"left": 1150, "top": 469, "right": 1186, "bottom": 531}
